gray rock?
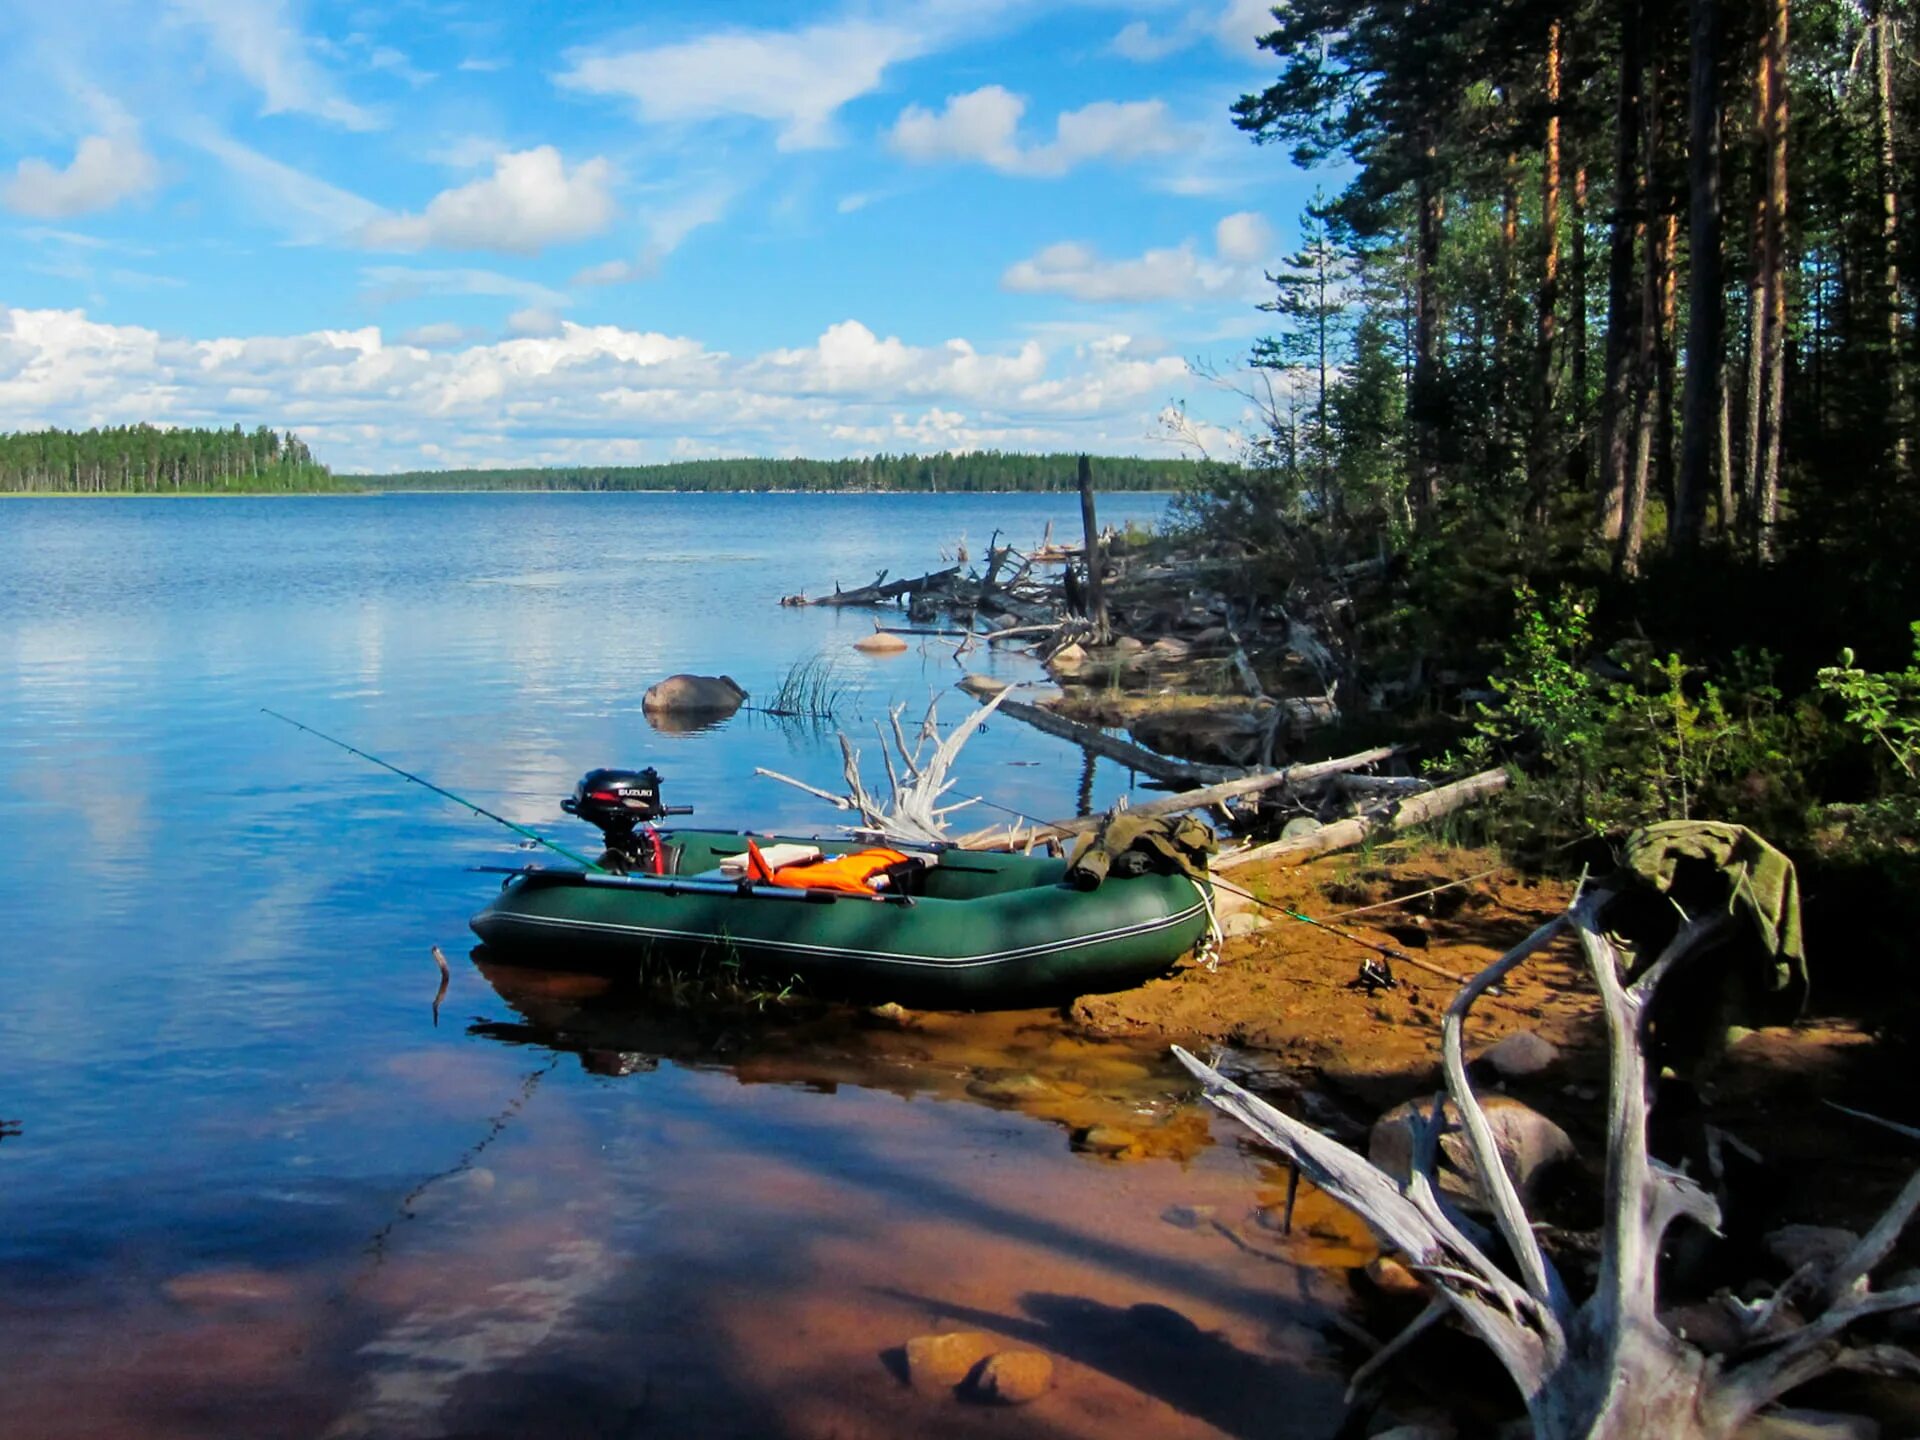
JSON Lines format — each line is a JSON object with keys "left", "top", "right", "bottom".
{"left": 1280, "top": 816, "right": 1324, "bottom": 840}
{"left": 1161, "top": 1203, "right": 1216, "bottom": 1229}
{"left": 957, "top": 673, "right": 1011, "bottom": 698}
{"left": 1369, "top": 1094, "right": 1575, "bottom": 1209}
{"left": 1480, "top": 1031, "right": 1559, "bottom": 1079}
{"left": 641, "top": 673, "right": 747, "bottom": 713}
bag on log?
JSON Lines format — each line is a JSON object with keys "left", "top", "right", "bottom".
{"left": 1065, "top": 814, "right": 1214, "bottom": 891}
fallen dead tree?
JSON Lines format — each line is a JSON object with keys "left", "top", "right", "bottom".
{"left": 1213, "top": 767, "right": 1510, "bottom": 871}
{"left": 983, "top": 693, "right": 1248, "bottom": 785}
{"left": 1176, "top": 836, "right": 1920, "bottom": 1440}
{"left": 956, "top": 744, "right": 1398, "bottom": 850}
{"left": 793, "top": 565, "right": 963, "bottom": 608}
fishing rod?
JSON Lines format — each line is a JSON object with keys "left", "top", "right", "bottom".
{"left": 261, "top": 708, "right": 607, "bottom": 873}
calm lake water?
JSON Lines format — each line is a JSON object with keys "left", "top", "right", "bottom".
{"left": 0, "top": 493, "right": 1358, "bottom": 1439}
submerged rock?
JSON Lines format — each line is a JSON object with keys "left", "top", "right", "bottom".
{"left": 854, "top": 632, "right": 910, "bottom": 653}
{"left": 641, "top": 673, "right": 747, "bottom": 714}
{"left": 1073, "top": 1124, "right": 1142, "bottom": 1158}
{"left": 904, "top": 1331, "right": 998, "bottom": 1391}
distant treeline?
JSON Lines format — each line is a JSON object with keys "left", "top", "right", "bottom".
{"left": 0, "top": 425, "right": 341, "bottom": 494}
{"left": 361, "top": 452, "right": 1204, "bottom": 492}
{"left": 1, "top": 430, "right": 1209, "bottom": 496}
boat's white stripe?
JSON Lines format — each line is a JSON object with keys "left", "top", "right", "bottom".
{"left": 481, "top": 891, "right": 1209, "bottom": 971}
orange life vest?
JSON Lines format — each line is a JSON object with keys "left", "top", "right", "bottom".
{"left": 744, "top": 839, "right": 913, "bottom": 896}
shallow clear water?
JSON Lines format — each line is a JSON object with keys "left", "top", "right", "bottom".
{"left": 0, "top": 493, "right": 1356, "bottom": 1439}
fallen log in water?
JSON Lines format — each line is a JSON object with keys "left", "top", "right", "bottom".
{"left": 981, "top": 694, "right": 1247, "bottom": 786}
{"left": 806, "top": 565, "right": 963, "bottom": 607}
{"left": 955, "top": 744, "right": 1399, "bottom": 850}
{"left": 1213, "top": 767, "right": 1510, "bottom": 871}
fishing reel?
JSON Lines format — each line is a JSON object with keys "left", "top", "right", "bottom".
{"left": 561, "top": 767, "right": 694, "bottom": 873}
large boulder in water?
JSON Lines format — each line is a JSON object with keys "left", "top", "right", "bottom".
{"left": 642, "top": 674, "right": 747, "bottom": 717}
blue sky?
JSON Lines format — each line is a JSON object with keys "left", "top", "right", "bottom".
{"left": 0, "top": 0, "right": 1322, "bottom": 472}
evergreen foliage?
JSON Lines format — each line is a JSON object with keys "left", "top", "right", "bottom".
{"left": 359, "top": 452, "right": 1203, "bottom": 493}
{"left": 0, "top": 425, "right": 338, "bottom": 493}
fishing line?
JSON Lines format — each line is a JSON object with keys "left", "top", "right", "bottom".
{"left": 261, "top": 707, "right": 606, "bottom": 873}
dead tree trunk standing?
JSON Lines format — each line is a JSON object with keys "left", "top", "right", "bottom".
{"left": 1656, "top": 209, "right": 1680, "bottom": 518}
{"left": 1598, "top": 0, "right": 1650, "bottom": 543}
{"left": 1675, "top": 0, "right": 1724, "bottom": 551}
{"left": 1871, "top": 0, "right": 1906, "bottom": 475}
{"left": 1075, "top": 455, "right": 1110, "bottom": 645}
{"left": 1528, "top": 20, "right": 1565, "bottom": 523}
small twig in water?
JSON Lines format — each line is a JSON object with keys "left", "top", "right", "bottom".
{"left": 431, "top": 945, "right": 451, "bottom": 1026}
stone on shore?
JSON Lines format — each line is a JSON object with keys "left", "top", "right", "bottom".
{"left": 1369, "top": 1094, "right": 1575, "bottom": 1209}
{"left": 1479, "top": 1030, "right": 1559, "bottom": 1079}
{"left": 904, "top": 1331, "right": 999, "bottom": 1391}
{"left": 973, "top": 1349, "right": 1053, "bottom": 1404}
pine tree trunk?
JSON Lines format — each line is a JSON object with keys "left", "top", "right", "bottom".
{"left": 1617, "top": 49, "right": 1666, "bottom": 577}
{"left": 1413, "top": 139, "right": 1444, "bottom": 515}
{"left": 1674, "top": 0, "right": 1723, "bottom": 551}
{"left": 1657, "top": 210, "right": 1679, "bottom": 521}
{"left": 1528, "top": 20, "right": 1566, "bottom": 522}
{"left": 1872, "top": 1, "right": 1906, "bottom": 475}
{"left": 1598, "top": 0, "right": 1649, "bottom": 542}
{"left": 1752, "top": 0, "right": 1788, "bottom": 559}
{"left": 1571, "top": 164, "right": 1592, "bottom": 491}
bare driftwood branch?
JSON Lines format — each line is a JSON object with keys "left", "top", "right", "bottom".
{"left": 756, "top": 691, "right": 1008, "bottom": 843}
{"left": 1214, "top": 767, "right": 1510, "bottom": 871}
{"left": 1176, "top": 878, "right": 1920, "bottom": 1440}
{"left": 955, "top": 744, "right": 1398, "bottom": 850}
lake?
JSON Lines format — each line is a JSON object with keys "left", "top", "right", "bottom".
{"left": 0, "top": 492, "right": 1358, "bottom": 1439}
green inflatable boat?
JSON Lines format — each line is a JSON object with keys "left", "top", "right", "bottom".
{"left": 468, "top": 768, "right": 1215, "bottom": 1004}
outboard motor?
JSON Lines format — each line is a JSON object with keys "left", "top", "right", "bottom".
{"left": 561, "top": 767, "right": 693, "bottom": 873}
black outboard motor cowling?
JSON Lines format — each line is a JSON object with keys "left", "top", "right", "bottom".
{"left": 561, "top": 767, "right": 693, "bottom": 872}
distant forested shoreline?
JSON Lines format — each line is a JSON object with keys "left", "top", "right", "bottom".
{"left": 0, "top": 427, "right": 1210, "bottom": 495}
{"left": 359, "top": 452, "right": 1203, "bottom": 492}
{"left": 0, "top": 425, "right": 341, "bottom": 494}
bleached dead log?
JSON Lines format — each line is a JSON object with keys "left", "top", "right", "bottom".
{"left": 954, "top": 744, "right": 1398, "bottom": 850}
{"left": 1175, "top": 885, "right": 1920, "bottom": 1439}
{"left": 1214, "top": 767, "right": 1510, "bottom": 871}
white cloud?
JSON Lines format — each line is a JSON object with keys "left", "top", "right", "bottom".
{"left": 190, "top": 128, "right": 381, "bottom": 243}
{"left": 3, "top": 132, "right": 161, "bottom": 218}
{"left": 506, "top": 307, "right": 563, "bottom": 338}
{"left": 399, "top": 322, "right": 482, "bottom": 348}
{"left": 362, "top": 147, "right": 616, "bottom": 256}
{"left": 1108, "top": 0, "right": 1277, "bottom": 63}
{"left": 169, "top": 0, "right": 380, "bottom": 129}
{"left": 570, "top": 186, "right": 731, "bottom": 287}
{"left": 357, "top": 266, "right": 571, "bottom": 310}
{"left": 1214, "top": 210, "right": 1273, "bottom": 263}
{"left": 558, "top": 19, "right": 924, "bottom": 151}
{"left": 1002, "top": 212, "right": 1274, "bottom": 303}
{"left": 889, "top": 87, "right": 1187, "bottom": 178}
{"left": 0, "top": 306, "right": 1205, "bottom": 471}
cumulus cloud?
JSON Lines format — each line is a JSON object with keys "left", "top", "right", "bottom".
{"left": 1002, "top": 212, "right": 1275, "bottom": 304}
{"left": 3, "top": 131, "right": 161, "bottom": 218}
{"left": 889, "top": 87, "right": 1186, "bottom": 178}
{"left": 0, "top": 306, "right": 1202, "bottom": 471}
{"left": 169, "top": 0, "right": 380, "bottom": 129}
{"left": 570, "top": 186, "right": 731, "bottom": 287}
{"left": 362, "top": 147, "right": 616, "bottom": 255}
{"left": 1108, "top": 0, "right": 1279, "bottom": 63}
{"left": 558, "top": 19, "right": 924, "bottom": 151}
